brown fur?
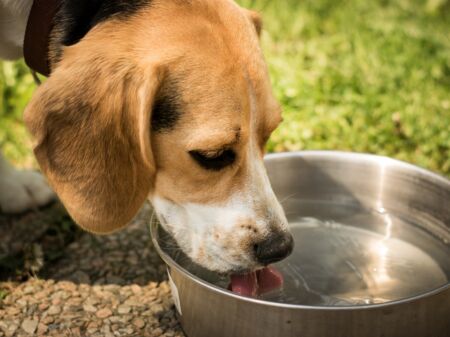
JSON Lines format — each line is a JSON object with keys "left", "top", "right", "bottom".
{"left": 24, "top": 0, "right": 281, "bottom": 234}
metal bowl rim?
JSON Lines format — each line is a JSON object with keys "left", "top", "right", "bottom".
{"left": 265, "top": 150, "right": 450, "bottom": 187}
{"left": 150, "top": 151, "right": 450, "bottom": 311}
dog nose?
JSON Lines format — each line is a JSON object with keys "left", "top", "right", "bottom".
{"left": 254, "top": 232, "right": 294, "bottom": 265}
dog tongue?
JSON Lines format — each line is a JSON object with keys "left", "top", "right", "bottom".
{"left": 256, "top": 266, "right": 284, "bottom": 294}
{"left": 229, "top": 266, "right": 283, "bottom": 297}
{"left": 230, "top": 272, "right": 258, "bottom": 297}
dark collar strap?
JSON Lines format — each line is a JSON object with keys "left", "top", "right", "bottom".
{"left": 24, "top": 0, "right": 60, "bottom": 77}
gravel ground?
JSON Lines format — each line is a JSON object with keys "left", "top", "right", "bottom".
{"left": 0, "top": 203, "right": 185, "bottom": 337}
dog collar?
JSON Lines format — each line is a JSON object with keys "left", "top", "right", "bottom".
{"left": 24, "top": 0, "right": 60, "bottom": 77}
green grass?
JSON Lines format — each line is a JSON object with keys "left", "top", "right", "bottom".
{"left": 1, "top": 0, "right": 449, "bottom": 175}
{"left": 0, "top": 60, "right": 37, "bottom": 167}
{"left": 0, "top": 289, "right": 8, "bottom": 301}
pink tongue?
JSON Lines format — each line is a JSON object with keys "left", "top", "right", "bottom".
{"left": 230, "top": 272, "right": 258, "bottom": 297}
{"left": 257, "top": 266, "right": 284, "bottom": 294}
{"left": 229, "top": 266, "right": 283, "bottom": 297}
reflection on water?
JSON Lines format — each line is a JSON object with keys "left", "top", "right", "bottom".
{"left": 160, "top": 211, "right": 450, "bottom": 306}
{"left": 260, "top": 218, "right": 448, "bottom": 305}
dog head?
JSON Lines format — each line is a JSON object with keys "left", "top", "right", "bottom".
{"left": 24, "top": 0, "right": 293, "bottom": 273}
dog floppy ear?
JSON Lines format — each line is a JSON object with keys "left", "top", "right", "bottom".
{"left": 24, "top": 45, "right": 161, "bottom": 234}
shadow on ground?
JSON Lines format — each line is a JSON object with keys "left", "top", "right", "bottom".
{"left": 0, "top": 202, "right": 166, "bottom": 285}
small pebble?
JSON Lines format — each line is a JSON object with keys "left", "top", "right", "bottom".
{"left": 83, "top": 304, "right": 97, "bottom": 313}
{"left": 117, "top": 306, "right": 131, "bottom": 314}
{"left": 47, "top": 305, "right": 61, "bottom": 315}
{"left": 21, "top": 319, "right": 38, "bottom": 334}
{"left": 152, "top": 327, "right": 164, "bottom": 337}
{"left": 41, "top": 316, "right": 54, "bottom": 325}
{"left": 131, "top": 285, "right": 142, "bottom": 294}
{"left": 37, "top": 323, "right": 48, "bottom": 335}
{"left": 96, "top": 308, "right": 113, "bottom": 319}
{"left": 133, "top": 318, "right": 146, "bottom": 329}
{"left": 38, "top": 303, "right": 49, "bottom": 311}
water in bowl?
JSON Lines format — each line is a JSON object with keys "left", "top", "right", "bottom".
{"left": 260, "top": 217, "right": 448, "bottom": 305}
{"left": 160, "top": 202, "right": 450, "bottom": 306}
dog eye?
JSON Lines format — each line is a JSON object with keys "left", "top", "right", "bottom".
{"left": 189, "top": 149, "right": 236, "bottom": 171}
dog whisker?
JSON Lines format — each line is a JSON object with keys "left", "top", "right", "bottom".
{"left": 279, "top": 193, "right": 298, "bottom": 206}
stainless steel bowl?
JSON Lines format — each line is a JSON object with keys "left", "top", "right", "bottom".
{"left": 151, "top": 151, "right": 450, "bottom": 337}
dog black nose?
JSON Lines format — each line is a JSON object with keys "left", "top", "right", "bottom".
{"left": 254, "top": 232, "right": 294, "bottom": 265}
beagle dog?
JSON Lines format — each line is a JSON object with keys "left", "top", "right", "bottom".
{"left": 0, "top": 0, "right": 293, "bottom": 273}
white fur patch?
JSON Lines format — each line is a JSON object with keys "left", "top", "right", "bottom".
{"left": 0, "top": 153, "right": 55, "bottom": 213}
{"left": 152, "top": 194, "right": 258, "bottom": 272}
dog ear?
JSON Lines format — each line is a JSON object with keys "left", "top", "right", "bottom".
{"left": 24, "top": 44, "right": 162, "bottom": 234}
{"left": 244, "top": 9, "right": 263, "bottom": 37}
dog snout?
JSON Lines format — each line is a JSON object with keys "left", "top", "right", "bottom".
{"left": 253, "top": 231, "right": 294, "bottom": 265}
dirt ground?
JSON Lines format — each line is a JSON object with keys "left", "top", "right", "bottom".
{"left": 0, "top": 202, "right": 185, "bottom": 337}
